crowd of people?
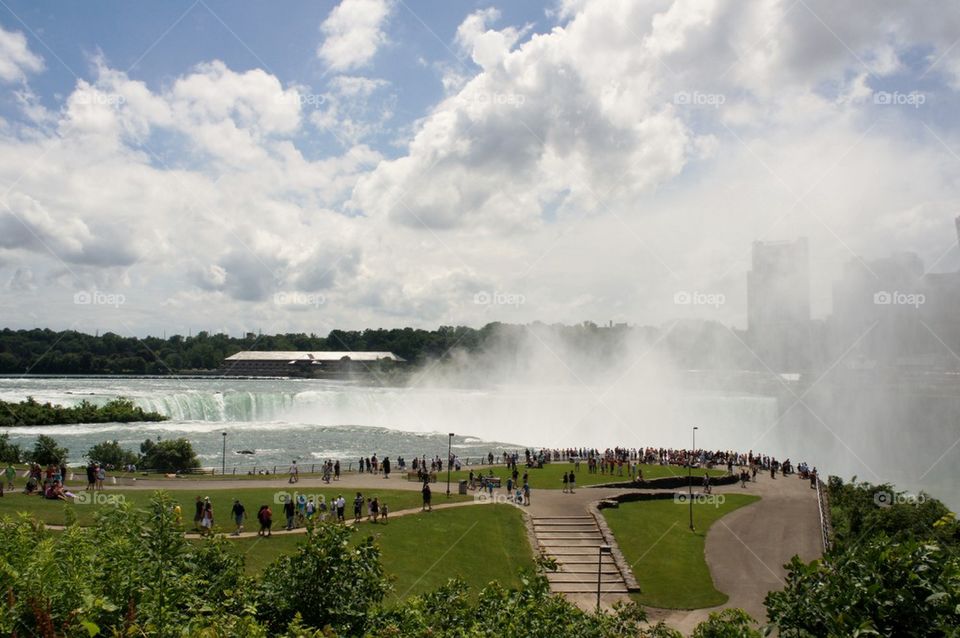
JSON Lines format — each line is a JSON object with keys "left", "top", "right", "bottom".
{"left": 192, "top": 490, "right": 392, "bottom": 538}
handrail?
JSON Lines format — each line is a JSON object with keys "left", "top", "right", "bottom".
{"left": 815, "top": 475, "right": 833, "bottom": 553}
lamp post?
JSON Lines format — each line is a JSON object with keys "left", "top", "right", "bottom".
{"left": 597, "top": 545, "right": 612, "bottom": 611}
{"left": 221, "top": 432, "right": 227, "bottom": 476}
{"left": 689, "top": 426, "right": 698, "bottom": 531}
{"left": 446, "top": 433, "right": 454, "bottom": 496}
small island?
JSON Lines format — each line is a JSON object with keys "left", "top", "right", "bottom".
{"left": 0, "top": 397, "right": 168, "bottom": 426}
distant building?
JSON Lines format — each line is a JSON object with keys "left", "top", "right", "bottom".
{"left": 830, "top": 217, "right": 960, "bottom": 368}
{"left": 747, "top": 239, "right": 812, "bottom": 372}
{"left": 220, "top": 351, "right": 405, "bottom": 377}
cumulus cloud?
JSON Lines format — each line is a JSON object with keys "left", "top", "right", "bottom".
{"left": 317, "top": 0, "right": 393, "bottom": 72}
{"left": 0, "top": 24, "right": 43, "bottom": 83}
{"left": 2, "top": 0, "right": 960, "bottom": 336}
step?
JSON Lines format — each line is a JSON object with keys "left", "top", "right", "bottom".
{"left": 537, "top": 532, "right": 604, "bottom": 540}
{"left": 549, "top": 582, "right": 629, "bottom": 594}
{"left": 539, "top": 540, "right": 607, "bottom": 547}
{"left": 546, "top": 572, "right": 624, "bottom": 584}
{"left": 556, "top": 564, "right": 621, "bottom": 574}
{"left": 542, "top": 546, "right": 609, "bottom": 555}
{"left": 533, "top": 524, "right": 599, "bottom": 531}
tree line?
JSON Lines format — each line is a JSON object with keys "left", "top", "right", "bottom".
{"left": 0, "top": 322, "right": 757, "bottom": 375}
{"left": 0, "top": 397, "right": 167, "bottom": 427}
{"left": 0, "top": 433, "right": 199, "bottom": 472}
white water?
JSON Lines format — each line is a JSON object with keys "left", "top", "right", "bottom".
{"left": 0, "top": 376, "right": 780, "bottom": 469}
{"left": 2, "top": 375, "right": 955, "bottom": 509}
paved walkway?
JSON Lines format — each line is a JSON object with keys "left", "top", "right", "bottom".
{"left": 60, "top": 467, "right": 821, "bottom": 631}
{"left": 43, "top": 498, "right": 485, "bottom": 537}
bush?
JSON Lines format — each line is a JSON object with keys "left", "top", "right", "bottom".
{"left": 139, "top": 438, "right": 200, "bottom": 472}
{"left": 258, "top": 521, "right": 388, "bottom": 634}
{"left": 26, "top": 434, "right": 68, "bottom": 466}
{"left": 0, "top": 433, "right": 21, "bottom": 463}
{"left": 85, "top": 440, "right": 138, "bottom": 468}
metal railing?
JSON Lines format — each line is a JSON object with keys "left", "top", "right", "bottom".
{"left": 815, "top": 476, "right": 833, "bottom": 553}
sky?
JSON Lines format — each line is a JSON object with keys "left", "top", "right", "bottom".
{"left": 0, "top": 0, "right": 959, "bottom": 337}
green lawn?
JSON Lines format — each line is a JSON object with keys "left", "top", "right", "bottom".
{"left": 446, "top": 462, "right": 725, "bottom": 490}
{"left": 225, "top": 504, "right": 533, "bottom": 600}
{"left": 0, "top": 486, "right": 469, "bottom": 528}
{"left": 603, "top": 494, "right": 760, "bottom": 609}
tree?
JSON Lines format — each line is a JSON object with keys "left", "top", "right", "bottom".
{"left": 0, "top": 433, "right": 21, "bottom": 463}
{"left": 766, "top": 536, "right": 960, "bottom": 637}
{"left": 27, "top": 434, "right": 68, "bottom": 465}
{"left": 86, "top": 440, "right": 138, "bottom": 468}
{"left": 258, "top": 521, "right": 389, "bottom": 634}
{"left": 139, "top": 438, "right": 200, "bottom": 472}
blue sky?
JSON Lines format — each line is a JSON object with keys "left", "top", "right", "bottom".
{"left": 0, "top": 1, "right": 552, "bottom": 161}
{"left": 0, "top": 0, "right": 959, "bottom": 337}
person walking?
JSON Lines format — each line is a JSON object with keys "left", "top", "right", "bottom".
{"left": 283, "top": 496, "right": 295, "bottom": 530}
{"left": 85, "top": 462, "right": 96, "bottom": 492}
{"left": 231, "top": 499, "right": 245, "bottom": 535}
{"left": 289, "top": 460, "right": 299, "bottom": 484}
{"left": 334, "top": 459, "right": 341, "bottom": 480}
{"left": 569, "top": 470, "right": 576, "bottom": 493}
{"left": 200, "top": 497, "right": 214, "bottom": 536}
{"left": 335, "top": 494, "right": 345, "bottom": 522}
{"left": 257, "top": 505, "right": 272, "bottom": 537}
{"left": 5, "top": 463, "right": 16, "bottom": 491}
{"left": 193, "top": 495, "right": 203, "bottom": 532}
{"left": 562, "top": 471, "right": 569, "bottom": 493}
{"left": 353, "top": 492, "right": 364, "bottom": 523}
{"left": 95, "top": 465, "right": 105, "bottom": 491}
{"left": 522, "top": 482, "right": 531, "bottom": 506}
{"left": 422, "top": 482, "right": 432, "bottom": 511}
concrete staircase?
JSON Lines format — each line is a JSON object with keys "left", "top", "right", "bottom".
{"left": 533, "top": 515, "right": 629, "bottom": 594}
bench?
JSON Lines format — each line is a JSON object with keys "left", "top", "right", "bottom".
{"left": 407, "top": 471, "right": 437, "bottom": 483}
{"left": 480, "top": 476, "right": 502, "bottom": 488}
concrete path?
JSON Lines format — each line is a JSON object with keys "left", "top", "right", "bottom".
{"left": 42, "top": 498, "right": 486, "bottom": 538}
{"left": 58, "top": 466, "right": 821, "bottom": 633}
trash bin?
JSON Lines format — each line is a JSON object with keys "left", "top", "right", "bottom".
{"left": 458, "top": 479, "right": 468, "bottom": 495}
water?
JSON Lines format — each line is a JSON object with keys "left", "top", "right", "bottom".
{"left": 0, "top": 376, "right": 777, "bottom": 469}
{"left": 0, "top": 375, "right": 956, "bottom": 508}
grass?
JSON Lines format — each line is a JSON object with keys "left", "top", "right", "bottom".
{"left": 224, "top": 504, "right": 533, "bottom": 600}
{"left": 0, "top": 486, "right": 470, "bottom": 528}
{"left": 445, "top": 462, "right": 725, "bottom": 490}
{"left": 602, "top": 493, "right": 760, "bottom": 609}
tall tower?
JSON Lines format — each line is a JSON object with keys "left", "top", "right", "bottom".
{"left": 747, "top": 239, "right": 812, "bottom": 371}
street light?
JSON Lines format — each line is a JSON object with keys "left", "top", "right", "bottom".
{"left": 446, "top": 433, "right": 454, "bottom": 496}
{"left": 689, "top": 426, "right": 698, "bottom": 531}
{"left": 597, "top": 544, "right": 612, "bottom": 611}
{"left": 221, "top": 432, "right": 227, "bottom": 476}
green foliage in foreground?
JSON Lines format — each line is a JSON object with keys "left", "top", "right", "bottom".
{"left": 0, "top": 493, "right": 764, "bottom": 637}
{"left": 0, "top": 396, "right": 168, "bottom": 427}
{"left": 765, "top": 478, "right": 960, "bottom": 637}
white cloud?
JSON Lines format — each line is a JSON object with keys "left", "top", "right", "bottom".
{"left": 0, "top": 25, "right": 43, "bottom": 83}
{"left": 317, "top": 0, "right": 393, "bottom": 72}
{"left": 2, "top": 0, "right": 960, "bottom": 336}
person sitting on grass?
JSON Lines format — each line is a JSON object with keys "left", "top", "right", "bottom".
{"left": 257, "top": 505, "right": 272, "bottom": 537}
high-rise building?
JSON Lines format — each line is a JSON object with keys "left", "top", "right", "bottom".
{"left": 747, "top": 239, "right": 812, "bottom": 371}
